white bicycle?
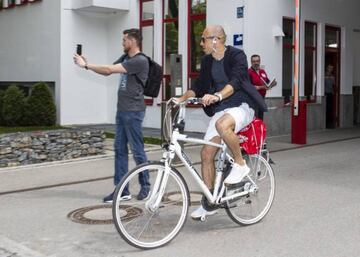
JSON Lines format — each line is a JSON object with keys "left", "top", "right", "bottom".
{"left": 112, "top": 98, "right": 275, "bottom": 249}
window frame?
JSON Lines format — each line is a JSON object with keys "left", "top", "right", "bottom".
{"left": 139, "top": 0, "right": 155, "bottom": 105}
{"left": 187, "top": 0, "right": 206, "bottom": 91}
{"left": 282, "top": 17, "right": 295, "bottom": 105}
{"left": 304, "top": 21, "right": 318, "bottom": 103}
{"left": 162, "top": 0, "right": 179, "bottom": 101}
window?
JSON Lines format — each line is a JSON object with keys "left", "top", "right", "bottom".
{"left": 140, "top": 0, "right": 155, "bottom": 104}
{"left": 282, "top": 18, "right": 295, "bottom": 104}
{"left": 304, "top": 22, "right": 317, "bottom": 101}
{"left": 188, "top": 0, "right": 206, "bottom": 90}
{"left": 325, "top": 28, "right": 340, "bottom": 49}
{"left": 163, "top": 0, "right": 179, "bottom": 100}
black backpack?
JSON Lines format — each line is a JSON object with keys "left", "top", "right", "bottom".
{"left": 114, "top": 53, "right": 163, "bottom": 98}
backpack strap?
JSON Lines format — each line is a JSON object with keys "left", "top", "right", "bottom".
{"left": 133, "top": 53, "right": 149, "bottom": 88}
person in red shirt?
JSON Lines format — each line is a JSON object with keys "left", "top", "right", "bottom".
{"left": 248, "top": 54, "right": 276, "bottom": 120}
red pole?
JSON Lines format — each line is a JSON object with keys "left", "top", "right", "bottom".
{"left": 291, "top": 0, "right": 307, "bottom": 144}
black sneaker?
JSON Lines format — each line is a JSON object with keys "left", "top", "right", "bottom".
{"left": 120, "top": 192, "right": 132, "bottom": 201}
{"left": 103, "top": 191, "right": 131, "bottom": 203}
{"left": 136, "top": 187, "right": 150, "bottom": 200}
{"left": 103, "top": 191, "right": 114, "bottom": 203}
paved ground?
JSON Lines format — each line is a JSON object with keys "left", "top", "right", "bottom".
{"left": 1, "top": 126, "right": 360, "bottom": 257}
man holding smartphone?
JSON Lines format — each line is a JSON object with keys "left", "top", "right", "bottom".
{"left": 73, "top": 28, "right": 150, "bottom": 203}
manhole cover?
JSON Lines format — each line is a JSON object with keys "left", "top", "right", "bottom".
{"left": 67, "top": 204, "right": 143, "bottom": 225}
{"left": 163, "top": 191, "right": 202, "bottom": 205}
{"left": 68, "top": 191, "right": 202, "bottom": 225}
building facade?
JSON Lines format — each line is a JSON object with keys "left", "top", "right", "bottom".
{"left": 1, "top": 0, "right": 359, "bottom": 135}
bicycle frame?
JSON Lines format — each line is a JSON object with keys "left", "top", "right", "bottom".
{"left": 155, "top": 99, "right": 256, "bottom": 207}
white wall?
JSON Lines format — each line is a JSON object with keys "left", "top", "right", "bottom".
{"left": 2, "top": 0, "right": 360, "bottom": 129}
{"left": 225, "top": 0, "right": 360, "bottom": 98}
{"left": 60, "top": 0, "right": 111, "bottom": 125}
{"left": 300, "top": 0, "right": 360, "bottom": 95}
{"left": 0, "top": 0, "right": 61, "bottom": 116}
{"left": 243, "top": 0, "right": 286, "bottom": 98}
{"left": 59, "top": 0, "right": 139, "bottom": 125}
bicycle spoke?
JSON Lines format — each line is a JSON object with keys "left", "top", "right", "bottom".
{"left": 112, "top": 163, "right": 189, "bottom": 249}
{"left": 225, "top": 155, "right": 275, "bottom": 225}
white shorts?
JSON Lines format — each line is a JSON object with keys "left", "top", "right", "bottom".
{"left": 204, "top": 103, "right": 255, "bottom": 141}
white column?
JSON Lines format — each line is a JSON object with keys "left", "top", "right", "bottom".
{"left": 178, "top": 0, "right": 188, "bottom": 92}
{"left": 317, "top": 22, "right": 325, "bottom": 97}
{"left": 153, "top": 0, "right": 163, "bottom": 103}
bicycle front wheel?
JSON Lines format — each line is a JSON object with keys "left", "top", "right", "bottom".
{"left": 112, "top": 162, "right": 190, "bottom": 249}
{"left": 225, "top": 155, "right": 275, "bottom": 225}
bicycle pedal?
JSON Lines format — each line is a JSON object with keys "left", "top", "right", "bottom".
{"left": 191, "top": 215, "right": 206, "bottom": 222}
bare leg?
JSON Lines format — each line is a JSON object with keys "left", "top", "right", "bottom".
{"left": 201, "top": 136, "right": 221, "bottom": 189}
{"left": 215, "top": 114, "right": 245, "bottom": 165}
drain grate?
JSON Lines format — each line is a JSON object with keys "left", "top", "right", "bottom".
{"left": 67, "top": 204, "right": 143, "bottom": 225}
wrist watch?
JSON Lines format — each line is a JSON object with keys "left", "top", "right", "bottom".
{"left": 84, "top": 65, "right": 88, "bottom": 70}
{"left": 214, "top": 92, "right": 223, "bottom": 101}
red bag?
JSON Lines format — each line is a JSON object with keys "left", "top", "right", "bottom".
{"left": 237, "top": 118, "right": 267, "bottom": 155}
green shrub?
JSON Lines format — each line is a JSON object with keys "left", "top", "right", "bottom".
{"left": 0, "top": 90, "right": 5, "bottom": 125}
{"left": 27, "top": 82, "right": 56, "bottom": 126}
{"left": 2, "top": 85, "right": 26, "bottom": 126}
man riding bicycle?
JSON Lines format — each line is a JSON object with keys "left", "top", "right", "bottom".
{"left": 175, "top": 25, "right": 267, "bottom": 220}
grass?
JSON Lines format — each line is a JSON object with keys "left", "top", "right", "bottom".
{"left": 0, "top": 125, "right": 66, "bottom": 134}
{"left": 105, "top": 132, "right": 162, "bottom": 145}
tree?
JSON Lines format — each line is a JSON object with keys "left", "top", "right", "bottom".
{"left": 2, "top": 85, "right": 26, "bottom": 126}
{"left": 27, "top": 82, "right": 56, "bottom": 126}
{"left": 0, "top": 90, "right": 5, "bottom": 125}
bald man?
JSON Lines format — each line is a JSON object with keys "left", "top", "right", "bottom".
{"left": 176, "top": 25, "right": 267, "bottom": 220}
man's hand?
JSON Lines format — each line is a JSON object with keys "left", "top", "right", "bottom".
{"left": 269, "top": 79, "right": 277, "bottom": 88}
{"left": 73, "top": 54, "right": 88, "bottom": 69}
{"left": 256, "top": 85, "right": 267, "bottom": 90}
{"left": 172, "top": 97, "right": 182, "bottom": 104}
{"left": 202, "top": 94, "right": 219, "bottom": 106}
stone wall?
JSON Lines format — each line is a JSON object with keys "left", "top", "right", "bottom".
{"left": 0, "top": 129, "right": 106, "bottom": 168}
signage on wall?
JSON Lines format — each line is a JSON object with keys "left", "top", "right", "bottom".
{"left": 233, "top": 34, "right": 243, "bottom": 48}
{"left": 237, "top": 6, "right": 244, "bottom": 18}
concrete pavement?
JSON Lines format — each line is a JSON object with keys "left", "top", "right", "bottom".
{"left": 1, "top": 126, "right": 360, "bottom": 256}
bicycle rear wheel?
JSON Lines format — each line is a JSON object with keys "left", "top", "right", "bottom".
{"left": 112, "top": 162, "right": 190, "bottom": 249}
{"left": 225, "top": 155, "right": 275, "bottom": 225}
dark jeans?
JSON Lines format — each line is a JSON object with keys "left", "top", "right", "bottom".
{"left": 114, "top": 111, "right": 150, "bottom": 194}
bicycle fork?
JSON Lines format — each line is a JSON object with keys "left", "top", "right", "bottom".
{"left": 145, "top": 153, "right": 173, "bottom": 212}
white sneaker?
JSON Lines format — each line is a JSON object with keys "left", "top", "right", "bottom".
{"left": 224, "top": 162, "right": 250, "bottom": 185}
{"left": 191, "top": 205, "right": 217, "bottom": 220}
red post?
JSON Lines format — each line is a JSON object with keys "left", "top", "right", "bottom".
{"left": 291, "top": 100, "right": 307, "bottom": 144}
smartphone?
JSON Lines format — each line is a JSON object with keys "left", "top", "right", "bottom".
{"left": 76, "top": 44, "right": 82, "bottom": 55}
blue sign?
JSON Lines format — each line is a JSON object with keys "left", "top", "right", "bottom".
{"left": 233, "top": 34, "right": 243, "bottom": 46}
{"left": 237, "top": 6, "right": 244, "bottom": 18}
